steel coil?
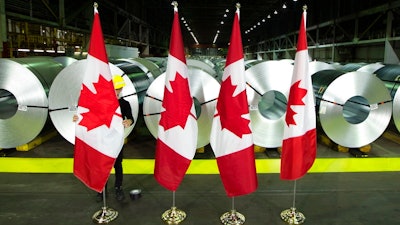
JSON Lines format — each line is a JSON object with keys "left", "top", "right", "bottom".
{"left": 341, "top": 63, "right": 367, "bottom": 72}
{"left": 374, "top": 64, "right": 400, "bottom": 133}
{"left": 313, "top": 70, "right": 392, "bottom": 147}
{"left": 187, "top": 59, "right": 217, "bottom": 78}
{"left": 48, "top": 59, "right": 139, "bottom": 144}
{"left": 110, "top": 58, "right": 162, "bottom": 104}
{"left": 357, "top": 62, "right": 384, "bottom": 74}
{"left": 245, "top": 60, "right": 293, "bottom": 148}
{"left": 53, "top": 56, "right": 78, "bottom": 67}
{"left": 0, "top": 57, "right": 63, "bottom": 148}
{"left": 308, "top": 61, "right": 335, "bottom": 76}
{"left": 143, "top": 67, "right": 220, "bottom": 148}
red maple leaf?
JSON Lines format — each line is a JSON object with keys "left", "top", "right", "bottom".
{"left": 159, "top": 71, "right": 195, "bottom": 130}
{"left": 285, "top": 80, "right": 307, "bottom": 126}
{"left": 216, "top": 76, "right": 251, "bottom": 138}
{"left": 78, "top": 75, "right": 120, "bottom": 131}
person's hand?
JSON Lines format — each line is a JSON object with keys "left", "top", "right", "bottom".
{"left": 122, "top": 119, "right": 132, "bottom": 128}
{"left": 72, "top": 114, "right": 78, "bottom": 122}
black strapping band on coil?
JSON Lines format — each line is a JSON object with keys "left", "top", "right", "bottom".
{"left": 246, "top": 82, "right": 263, "bottom": 96}
{"left": 316, "top": 97, "right": 344, "bottom": 107}
{"left": 200, "top": 98, "right": 217, "bottom": 106}
{"left": 121, "top": 92, "right": 138, "bottom": 98}
{"left": 19, "top": 105, "right": 48, "bottom": 109}
{"left": 48, "top": 107, "right": 69, "bottom": 112}
{"left": 143, "top": 112, "right": 161, "bottom": 117}
{"left": 317, "top": 97, "right": 392, "bottom": 107}
{"left": 145, "top": 94, "right": 162, "bottom": 102}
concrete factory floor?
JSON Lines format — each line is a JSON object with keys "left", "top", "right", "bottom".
{"left": 0, "top": 128, "right": 400, "bottom": 225}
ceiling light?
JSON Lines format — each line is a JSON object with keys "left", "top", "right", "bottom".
{"left": 221, "top": 21, "right": 224, "bottom": 24}
{"left": 181, "top": 17, "right": 184, "bottom": 20}
{"left": 225, "top": 9, "right": 229, "bottom": 12}
{"left": 262, "top": 19, "right": 265, "bottom": 22}
{"left": 283, "top": 4, "right": 287, "bottom": 9}
{"left": 274, "top": 10, "right": 278, "bottom": 14}
{"left": 224, "top": 14, "right": 227, "bottom": 17}
{"left": 267, "top": 14, "right": 271, "bottom": 18}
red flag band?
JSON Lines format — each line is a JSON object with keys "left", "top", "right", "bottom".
{"left": 280, "top": 8, "right": 317, "bottom": 180}
{"left": 73, "top": 6, "right": 125, "bottom": 192}
{"left": 210, "top": 6, "right": 258, "bottom": 197}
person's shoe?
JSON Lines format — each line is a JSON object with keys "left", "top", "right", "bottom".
{"left": 115, "top": 187, "right": 125, "bottom": 201}
{"left": 96, "top": 192, "right": 103, "bottom": 203}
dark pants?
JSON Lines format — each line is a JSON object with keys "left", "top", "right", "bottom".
{"left": 114, "top": 149, "right": 123, "bottom": 188}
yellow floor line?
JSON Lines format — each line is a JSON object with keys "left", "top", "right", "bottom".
{"left": 1, "top": 158, "right": 400, "bottom": 174}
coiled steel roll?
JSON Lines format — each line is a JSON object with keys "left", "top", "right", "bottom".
{"left": 110, "top": 58, "right": 162, "bottom": 104}
{"left": 143, "top": 67, "right": 220, "bottom": 148}
{"left": 48, "top": 59, "right": 139, "bottom": 144}
{"left": 187, "top": 59, "right": 217, "bottom": 79}
{"left": 313, "top": 70, "right": 392, "bottom": 148}
{"left": 308, "top": 61, "right": 335, "bottom": 76}
{"left": 245, "top": 60, "right": 294, "bottom": 148}
{"left": 374, "top": 64, "right": 400, "bottom": 133}
{"left": 53, "top": 56, "right": 78, "bottom": 67}
{"left": 341, "top": 63, "right": 367, "bottom": 72}
{"left": 0, "top": 57, "right": 63, "bottom": 148}
{"left": 357, "top": 62, "right": 384, "bottom": 74}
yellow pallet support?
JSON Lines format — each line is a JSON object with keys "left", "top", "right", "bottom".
{"left": 382, "top": 130, "right": 400, "bottom": 145}
{"left": 254, "top": 145, "right": 266, "bottom": 153}
{"left": 16, "top": 130, "right": 58, "bottom": 151}
{"left": 196, "top": 147, "right": 205, "bottom": 153}
{"left": 318, "top": 133, "right": 349, "bottom": 153}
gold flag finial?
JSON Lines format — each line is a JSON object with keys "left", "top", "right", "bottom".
{"left": 93, "top": 2, "right": 98, "bottom": 9}
{"left": 172, "top": 1, "right": 178, "bottom": 8}
{"left": 236, "top": 3, "right": 241, "bottom": 10}
{"left": 303, "top": 5, "right": 308, "bottom": 12}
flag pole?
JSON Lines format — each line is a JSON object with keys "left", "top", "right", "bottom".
{"left": 280, "top": 180, "right": 305, "bottom": 224}
{"left": 92, "top": 186, "right": 118, "bottom": 224}
{"left": 161, "top": 190, "right": 186, "bottom": 224}
{"left": 220, "top": 196, "right": 245, "bottom": 225}
{"left": 279, "top": 4, "right": 311, "bottom": 224}
{"left": 157, "top": 1, "right": 195, "bottom": 224}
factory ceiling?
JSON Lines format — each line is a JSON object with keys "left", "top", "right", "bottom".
{"left": 4, "top": 0, "right": 388, "bottom": 49}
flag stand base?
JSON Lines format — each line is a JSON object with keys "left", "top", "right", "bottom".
{"left": 161, "top": 206, "right": 186, "bottom": 224}
{"left": 220, "top": 209, "right": 245, "bottom": 225}
{"left": 92, "top": 206, "right": 118, "bottom": 224}
{"left": 280, "top": 207, "right": 305, "bottom": 225}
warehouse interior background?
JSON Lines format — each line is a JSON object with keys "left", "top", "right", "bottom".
{"left": 1, "top": 0, "right": 400, "bottom": 225}
{"left": 1, "top": 0, "right": 398, "bottom": 63}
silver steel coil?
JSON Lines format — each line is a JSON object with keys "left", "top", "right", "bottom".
{"left": 143, "top": 67, "right": 220, "bottom": 148}
{"left": 0, "top": 57, "right": 63, "bottom": 148}
{"left": 308, "top": 61, "right": 335, "bottom": 76}
{"left": 110, "top": 58, "right": 162, "bottom": 104}
{"left": 187, "top": 59, "right": 217, "bottom": 79}
{"left": 313, "top": 70, "right": 392, "bottom": 148}
{"left": 245, "top": 60, "right": 294, "bottom": 148}
{"left": 374, "top": 64, "right": 400, "bottom": 133}
{"left": 48, "top": 59, "right": 139, "bottom": 144}
{"left": 357, "top": 62, "right": 384, "bottom": 74}
{"left": 341, "top": 63, "right": 367, "bottom": 72}
{"left": 53, "top": 56, "right": 78, "bottom": 67}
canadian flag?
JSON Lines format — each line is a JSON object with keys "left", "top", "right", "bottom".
{"left": 73, "top": 6, "right": 124, "bottom": 193}
{"left": 153, "top": 5, "right": 198, "bottom": 191}
{"left": 210, "top": 7, "right": 258, "bottom": 197}
{"left": 280, "top": 8, "right": 317, "bottom": 180}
